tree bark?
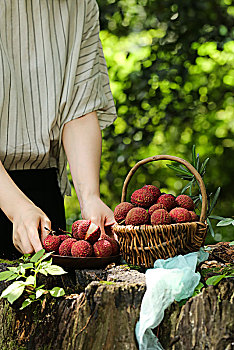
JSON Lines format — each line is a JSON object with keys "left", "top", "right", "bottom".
{"left": 0, "top": 264, "right": 233, "bottom": 350}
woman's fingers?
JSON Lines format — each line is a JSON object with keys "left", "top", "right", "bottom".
{"left": 40, "top": 217, "right": 51, "bottom": 245}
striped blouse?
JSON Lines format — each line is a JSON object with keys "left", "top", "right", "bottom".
{"left": 0, "top": 0, "right": 117, "bottom": 196}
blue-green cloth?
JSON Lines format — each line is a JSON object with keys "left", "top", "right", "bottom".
{"left": 135, "top": 248, "right": 209, "bottom": 350}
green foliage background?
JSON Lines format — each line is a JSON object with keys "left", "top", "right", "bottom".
{"left": 65, "top": 0, "right": 234, "bottom": 244}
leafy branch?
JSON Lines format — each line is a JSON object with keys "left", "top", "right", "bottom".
{"left": 0, "top": 249, "right": 67, "bottom": 309}
{"left": 167, "top": 145, "right": 224, "bottom": 237}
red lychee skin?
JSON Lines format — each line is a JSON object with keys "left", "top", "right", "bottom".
{"left": 58, "top": 235, "right": 70, "bottom": 242}
{"left": 131, "top": 188, "right": 155, "bottom": 208}
{"left": 93, "top": 240, "right": 112, "bottom": 257}
{"left": 84, "top": 222, "right": 101, "bottom": 244}
{"left": 151, "top": 209, "right": 172, "bottom": 225}
{"left": 157, "top": 194, "right": 176, "bottom": 211}
{"left": 143, "top": 185, "right": 161, "bottom": 202}
{"left": 125, "top": 207, "right": 150, "bottom": 226}
{"left": 71, "top": 240, "right": 93, "bottom": 257}
{"left": 189, "top": 211, "right": 200, "bottom": 222}
{"left": 99, "top": 234, "right": 120, "bottom": 256}
{"left": 43, "top": 235, "right": 61, "bottom": 252}
{"left": 149, "top": 203, "right": 167, "bottom": 216}
{"left": 72, "top": 220, "right": 87, "bottom": 239}
{"left": 59, "top": 238, "right": 77, "bottom": 256}
{"left": 74, "top": 220, "right": 91, "bottom": 240}
{"left": 169, "top": 207, "right": 192, "bottom": 223}
{"left": 114, "top": 202, "right": 134, "bottom": 223}
{"left": 175, "top": 195, "right": 195, "bottom": 211}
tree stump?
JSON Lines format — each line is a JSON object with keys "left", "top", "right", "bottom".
{"left": 0, "top": 261, "right": 233, "bottom": 349}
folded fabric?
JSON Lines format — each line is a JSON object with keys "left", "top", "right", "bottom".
{"left": 135, "top": 248, "right": 209, "bottom": 350}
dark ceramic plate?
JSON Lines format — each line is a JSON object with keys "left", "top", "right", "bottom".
{"left": 51, "top": 254, "right": 122, "bottom": 269}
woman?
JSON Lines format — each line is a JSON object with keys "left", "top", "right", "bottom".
{"left": 0, "top": 0, "right": 117, "bottom": 259}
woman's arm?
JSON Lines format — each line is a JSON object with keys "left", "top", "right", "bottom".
{"left": 62, "top": 111, "right": 115, "bottom": 235}
{"left": 0, "top": 161, "right": 51, "bottom": 253}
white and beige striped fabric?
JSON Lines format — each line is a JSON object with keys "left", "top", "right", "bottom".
{"left": 0, "top": 0, "right": 117, "bottom": 196}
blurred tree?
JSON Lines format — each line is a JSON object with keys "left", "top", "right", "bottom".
{"left": 65, "top": 0, "right": 234, "bottom": 243}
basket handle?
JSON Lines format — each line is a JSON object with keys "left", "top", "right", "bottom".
{"left": 121, "top": 155, "right": 207, "bottom": 223}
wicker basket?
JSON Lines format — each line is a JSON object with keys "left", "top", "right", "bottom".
{"left": 112, "top": 155, "right": 208, "bottom": 268}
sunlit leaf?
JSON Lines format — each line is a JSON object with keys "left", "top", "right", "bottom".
{"left": 0, "top": 271, "right": 16, "bottom": 281}
{"left": 207, "top": 218, "right": 215, "bottom": 237}
{"left": 20, "top": 299, "right": 33, "bottom": 310}
{"left": 208, "top": 187, "right": 221, "bottom": 215}
{"left": 30, "top": 249, "right": 45, "bottom": 263}
{"left": 44, "top": 265, "right": 67, "bottom": 276}
{"left": 49, "top": 287, "right": 65, "bottom": 297}
{"left": 1, "top": 281, "right": 25, "bottom": 304}
{"left": 206, "top": 275, "right": 225, "bottom": 286}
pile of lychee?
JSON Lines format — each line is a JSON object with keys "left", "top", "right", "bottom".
{"left": 114, "top": 185, "right": 199, "bottom": 226}
{"left": 43, "top": 220, "right": 120, "bottom": 258}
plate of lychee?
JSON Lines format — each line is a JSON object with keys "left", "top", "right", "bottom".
{"left": 43, "top": 220, "right": 121, "bottom": 269}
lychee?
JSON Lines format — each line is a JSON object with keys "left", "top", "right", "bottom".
{"left": 169, "top": 207, "right": 192, "bottom": 223}
{"left": 157, "top": 194, "right": 176, "bottom": 211}
{"left": 59, "top": 238, "right": 77, "bottom": 256}
{"left": 114, "top": 202, "right": 134, "bottom": 223}
{"left": 149, "top": 203, "right": 167, "bottom": 216}
{"left": 58, "top": 235, "right": 70, "bottom": 242}
{"left": 43, "top": 235, "right": 61, "bottom": 252}
{"left": 131, "top": 187, "right": 155, "bottom": 208}
{"left": 189, "top": 211, "right": 199, "bottom": 222}
{"left": 93, "top": 240, "right": 112, "bottom": 257}
{"left": 125, "top": 207, "right": 150, "bottom": 226}
{"left": 84, "top": 222, "right": 101, "bottom": 244}
{"left": 74, "top": 220, "right": 101, "bottom": 243}
{"left": 151, "top": 209, "right": 172, "bottom": 225}
{"left": 99, "top": 234, "right": 120, "bottom": 256}
{"left": 71, "top": 240, "right": 93, "bottom": 257}
{"left": 72, "top": 220, "right": 86, "bottom": 239}
{"left": 143, "top": 185, "right": 161, "bottom": 202}
{"left": 176, "top": 195, "right": 195, "bottom": 211}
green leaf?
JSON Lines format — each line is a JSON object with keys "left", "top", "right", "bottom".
{"left": 20, "top": 299, "right": 33, "bottom": 310}
{"left": 192, "top": 145, "right": 196, "bottom": 167}
{"left": 207, "top": 217, "right": 215, "bottom": 237}
{"left": 200, "top": 158, "right": 209, "bottom": 175}
{"left": 181, "top": 182, "right": 193, "bottom": 194}
{"left": 192, "top": 282, "right": 204, "bottom": 296}
{"left": 25, "top": 275, "right": 36, "bottom": 286}
{"left": 206, "top": 275, "right": 225, "bottom": 286}
{"left": 177, "top": 174, "right": 194, "bottom": 181}
{"left": 1, "top": 281, "right": 25, "bottom": 304}
{"left": 38, "top": 269, "right": 48, "bottom": 276}
{"left": 36, "top": 289, "right": 46, "bottom": 299}
{"left": 40, "top": 259, "right": 53, "bottom": 267}
{"left": 196, "top": 154, "right": 200, "bottom": 171}
{"left": 20, "top": 266, "right": 25, "bottom": 275}
{"left": 44, "top": 265, "right": 67, "bottom": 276}
{"left": 6, "top": 274, "right": 19, "bottom": 282}
{"left": 8, "top": 267, "right": 18, "bottom": 272}
{"left": 29, "top": 294, "right": 36, "bottom": 300}
{"left": 208, "top": 215, "right": 226, "bottom": 221}
{"left": 30, "top": 249, "right": 45, "bottom": 263}
{"left": 229, "top": 241, "right": 234, "bottom": 246}
{"left": 37, "top": 252, "right": 53, "bottom": 263}
{"left": 217, "top": 219, "right": 234, "bottom": 226}
{"left": 0, "top": 271, "right": 16, "bottom": 281}
{"left": 208, "top": 187, "right": 221, "bottom": 215}
{"left": 49, "top": 287, "right": 65, "bottom": 297}
{"left": 167, "top": 164, "right": 190, "bottom": 175}
{"left": 22, "top": 263, "right": 34, "bottom": 269}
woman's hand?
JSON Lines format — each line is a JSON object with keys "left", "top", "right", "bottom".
{"left": 80, "top": 196, "right": 116, "bottom": 238}
{"left": 12, "top": 203, "right": 51, "bottom": 254}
